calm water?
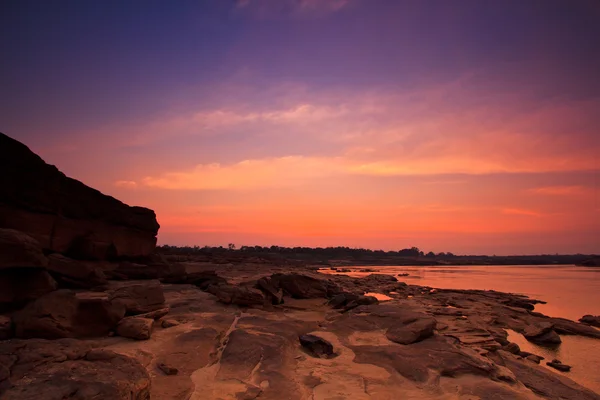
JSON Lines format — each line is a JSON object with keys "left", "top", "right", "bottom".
{"left": 321, "top": 265, "right": 600, "bottom": 394}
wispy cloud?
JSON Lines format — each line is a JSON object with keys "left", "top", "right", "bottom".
{"left": 526, "top": 186, "right": 588, "bottom": 195}
{"left": 115, "top": 180, "right": 138, "bottom": 189}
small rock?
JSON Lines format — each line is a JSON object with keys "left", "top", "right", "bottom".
{"left": 116, "top": 317, "right": 153, "bottom": 340}
{"left": 579, "top": 315, "right": 600, "bottom": 328}
{"left": 526, "top": 354, "right": 543, "bottom": 364}
{"left": 158, "top": 361, "right": 178, "bottom": 375}
{"left": 299, "top": 334, "right": 334, "bottom": 358}
{"left": 547, "top": 359, "right": 571, "bottom": 372}
{"left": 161, "top": 319, "right": 180, "bottom": 328}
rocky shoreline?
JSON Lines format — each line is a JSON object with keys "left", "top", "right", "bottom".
{"left": 2, "top": 251, "right": 600, "bottom": 399}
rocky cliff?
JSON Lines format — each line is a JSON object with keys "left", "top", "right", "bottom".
{"left": 0, "top": 132, "right": 159, "bottom": 259}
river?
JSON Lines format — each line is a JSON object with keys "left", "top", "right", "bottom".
{"left": 320, "top": 265, "right": 600, "bottom": 394}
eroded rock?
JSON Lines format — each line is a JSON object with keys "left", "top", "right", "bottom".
{"left": 47, "top": 254, "right": 107, "bottom": 289}
{"left": 12, "top": 290, "right": 125, "bottom": 339}
{"left": 523, "top": 323, "right": 562, "bottom": 346}
{"left": 256, "top": 277, "right": 283, "bottom": 305}
{"left": 0, "top": 267, "right": 57, "bottom": 310}
{"left": 0, "top": 340, "right": 150, "bottom": 399}
{"left": 386, "top": 317, "right": 436, "bottom": 345}
{"left": 270, "top": 273, "right": 340, "bottom": 299}
{"left": 116, "top": 317, "right": 153, "bottom": 340}
{"left": 578, "top": 315, "right": 600, "bottom": 328}
{"left": 299, "top": 334, "right": 335, "bottom": 358}
{"left": 0, "top": 133, "right": 159, "bottom": 260}
{"left": 207, "top": 284, "right": 265, "bottom": 307}
{"left": 0, "top": 228, "right": 48, "bottom": 269}
{"left": 108, "top": 280, "right": 166, "bottom": 315}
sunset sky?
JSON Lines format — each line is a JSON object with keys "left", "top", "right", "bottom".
{"left": 1, "top": 0, "right": 599, "bottom": 254}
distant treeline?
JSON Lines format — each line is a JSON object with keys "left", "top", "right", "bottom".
{"left": 157, "top": 244, "right": 453, "bottom": 258}
{"left": 157, "top": 244, "right": 597, "bottom": 266}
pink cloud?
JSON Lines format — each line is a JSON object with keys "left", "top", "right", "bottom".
{"left": 527, "top": 186, "right": 589, "bottom": 195}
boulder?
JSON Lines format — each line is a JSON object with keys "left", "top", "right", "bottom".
{"left": 108, "top": 280, "right": 166, "bottom": 315}
{"left": 207, "top": 284, "right": 265, "bottom": 307}
{"left": 256, "top": 277, "right": 284, "bottom": 305}
{"left": 362, "top": 274, "right": 398, "bottom": 284}
{"left": 0, "top": 315, "right": 12, "bottom": 340}
{"left": 0, "top": 267, "right": 57, "bottom": 310}
{"left": 270, "top": 273, "right": 340, "bottom": 299}
{"left": 0, "top": 132, "right": 159, "bottom": 260}
{"left": 343, "top": 295, "right": 379, "bottom": 312}
{"left": 0, "top": 228, "right": 47, "bottom": 269}
{"left": 46, "top": 254, "right": 107, "bottom": 289}
{"left": 73, "top": 293, "right": 126, "bottom": 337}
{"left": 12, "top": 290, "right": 125, "bottom": 339}
{"left": 547, "top": 359, "right": 571, "bottom": 372}
{"left": 116, "top": 317, "right": 153, "bottom": 340}
{"left": 299, "top": 334, "right": 335, "bottom": 358}
{"left": 327, "top": 292, "right": 359, "bottom": 309}
{"left": 579, "top": 315, "right": 600, "bottom": 328}
{"left": 523, "top": 323, "right": 562, "bottom": 346}
{"left": 386, "top": 317, "right": 437, "bottom": 345}
{"left": 0, "top": 340, "right": 150, "bottom": 399}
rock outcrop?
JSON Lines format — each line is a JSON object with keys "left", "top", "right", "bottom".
{"left": 0, "top": 340, "right": 150, "bottom": 399}
{"left": 0, "top": 228, "right": 48, "bottom": 268}
{"left": 0, "top": 132, "right": 159, "bottom": 260}
{"left": 0, "top": 267, "right": 57, "bottom": 310}
{"left": 12, "top": 290, "right": 125, "bottom": 339}
{"left": 46, "top": 254, "right": 107, "bottom": 289}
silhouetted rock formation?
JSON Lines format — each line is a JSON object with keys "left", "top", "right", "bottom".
{"left": 0, "top": 132, "right": 159, "bottom": 260}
